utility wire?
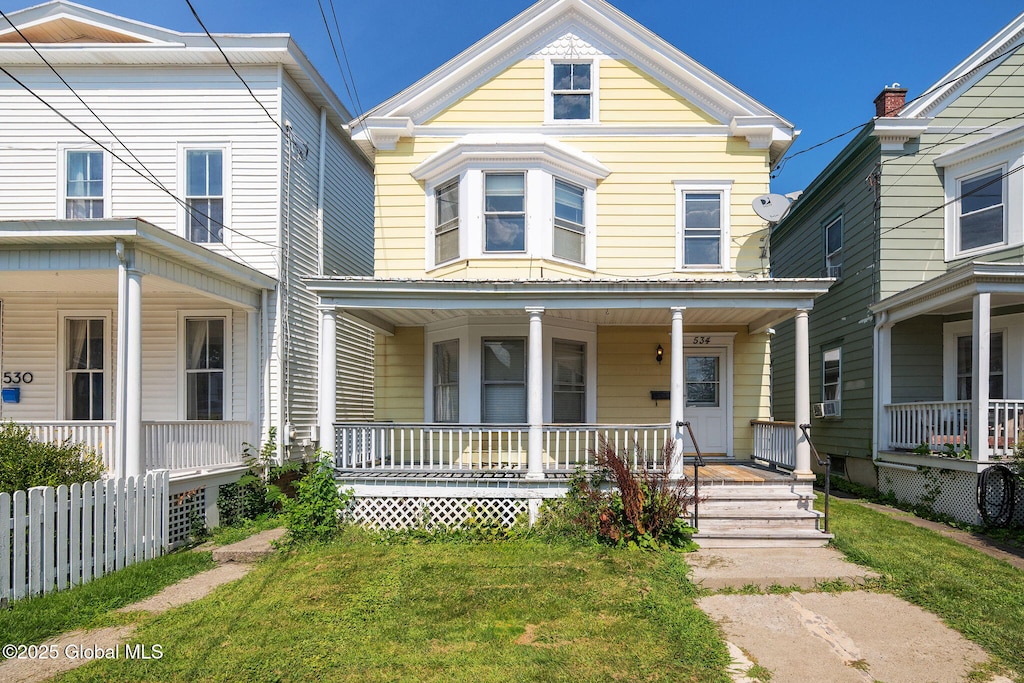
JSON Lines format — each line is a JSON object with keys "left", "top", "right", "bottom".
{"left": 315, "top": 0, "right": 358, "bottom": 117}
{"left": 326, "top": 0, "right": 364, "bottom": 118}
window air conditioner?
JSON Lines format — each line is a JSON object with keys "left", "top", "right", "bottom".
{"left": 812, "top": 401, "right": 840, "bottom": 418}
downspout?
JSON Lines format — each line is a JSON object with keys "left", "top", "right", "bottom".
{"left": 262, "top": 288, "right": 272, "bottom": 449}
{"left": 275, "top": 62, "right": 287, "bottom": 465}
{"left": 872, "top": 310, "right": 889, "bottom": 463}
{"left": 317, "top": 108, "right": 327, "bottom": 277}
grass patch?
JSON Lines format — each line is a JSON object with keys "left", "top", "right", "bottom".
{"left": 825, "top": 495, "right": 1024, "bottom": 677}
{"left": 0, "top": 550, "right": 214, "bottom": 652}
{"left": 60, "top": 532, "right": 731, "bottom": 682}
{"left": 208, "top": 515, "right": 282, "bottom": 547}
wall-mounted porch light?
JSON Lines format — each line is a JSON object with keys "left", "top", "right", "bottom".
{"left": 656, "top": 344, "right": 664, "bottom": 364}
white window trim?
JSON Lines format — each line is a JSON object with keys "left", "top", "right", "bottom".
{"left": 482, "top": 171, "right": 529, "bottom": 255}
{"left": 544, "top": 58, "right": 601, "bottom": 125}
{"left": 56, "top": 310, "right": 112, "bottom": 421}
{"left": 177, "top": 310, "right": 233, "bottom": 421}
{"left": 674, "top": 180, "right": 733, "bottom": 271}
{"left": 424, "top": 317, "right": 597, "bottom": 424}
{"left": 822, "top": 346, "right": 841, "bottom": 406}
{"left": 177, "top": 143, "right": 232, "bottom": 248}
{"left": 57, "top": 144, "right": 112, "bottom": 220}
{"left": 939, "top": 143, "right": 1023, "bottom": 261}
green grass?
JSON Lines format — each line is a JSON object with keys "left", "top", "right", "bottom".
{"left": 58, "top": 532, "right": 731, "bottom": 682}
{"left": 207, "top": 515, "right": 282, "bottom": 546}
{"left": 825, "top": 495, "right": 1024, "bottom": 678}
{"left": 0, "top": 550, "right": 215, "bottom": 651}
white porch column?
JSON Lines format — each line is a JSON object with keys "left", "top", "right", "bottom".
{"left": 526, "top": 307, "right": 545, "bottom": 480}
{"left": 793, "top": 309, "right": 813, "bottom": 480}
{"left": 122, "top": 268, "right": 144, "bottom": 478}
{"left": 318, "top": 307, "right": 338, "bottom": 458}
{"left": 669, "top": 307, "right": 685, "bottom": 478}
{"left": 873, "top": 313, "right": 893, "bottom": 457}
{"left": 972, "top": 293, "right": 991, "bottom": 462}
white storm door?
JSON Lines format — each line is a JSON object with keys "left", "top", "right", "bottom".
{"left": 683, "top": 349, "right": 729, "bottom": 455}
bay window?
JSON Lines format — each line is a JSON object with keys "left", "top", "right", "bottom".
{"left": 553, "top": 179, "right": 585, "bottom": 263}
{"left": 484, "top": 173, "right": 526, "bottom": 252}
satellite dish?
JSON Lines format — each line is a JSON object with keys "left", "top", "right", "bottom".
{"left": 752, "top": 193, "right": 792, "bottom": 223}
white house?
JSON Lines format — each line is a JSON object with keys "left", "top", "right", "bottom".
{"left": 0, "top": 1, "right": 374, "bottom": 527}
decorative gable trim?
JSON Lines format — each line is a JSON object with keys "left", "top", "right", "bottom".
{"left": 933, "top": 122, "right": 1024, "bottom": 168}
{"left": 870, "top": 118, "right": 932, "bottom": 151}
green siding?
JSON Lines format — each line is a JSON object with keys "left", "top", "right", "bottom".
{"left": 891, "top": 317, "right": 944, "bottom": 403}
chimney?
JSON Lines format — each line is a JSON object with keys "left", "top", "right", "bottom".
{"left": 874, "top": 84, "right": 907, "bottom": 117}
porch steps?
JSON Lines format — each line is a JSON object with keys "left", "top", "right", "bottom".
{"left": 693, "top": 482, "right": 832, "bottom": 548}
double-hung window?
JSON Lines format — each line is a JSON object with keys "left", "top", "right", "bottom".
{"left": 552, "top": 340, "right": 585, "bottom": 423}
{"left": 553, "top": 179, "right": 585, "bottom": 263}
{"left": 434, "top": 178, "right": 460, "bottom": 264}
{"left": 956, "top": 333, "right": 1004, "bottom": 400}
{"left": 433, "top": 340, "right": 459, "bottom": 422}
{"left": 65, "top": 318, "right": 105, "bottom": 420}
{"left": 682, "top": 192, "right": 722, "bottom": 267}
{"left": 824, "top": 216, "right": 842, "bottom": 278}
{"left": 484, "top": 173, "right": 526, "bottom": 252}
{"left": 185, "top": 318, "right": 225, "bottom": 420}
{"left": 822, "top": 347, "right": 841, "bottom": 404}
{"left": 186, "top": 149, "right": 224, "bottom": 244}
{"left": 481, "top": 338, "right": 526, "bottom": 423}
{"left": 552, "top": 62, "right": 591, "bottom": 120}
{"left": 957, "top": 169, "right": 1004, "bottom": 253}
{"left": 65, "top": 150, "right": 105, "bottom": 218}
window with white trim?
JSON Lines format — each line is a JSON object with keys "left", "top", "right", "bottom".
{"left": 184, "top": 317, "right": 225, "bottom": 420}
{"left": 434, "top": 178, "right": 460, "bottom": 264}
{"left": 433, "top": 339, "right": 459, "bottom": 422}
{"left": 551, "top": 62, "right": 591, "bottom": 120}
{"left": 956, "top": 333, "right": 1003, "bottom": 400}
{"left": 552, "top": 339, "right": 585, "bottom": 423}
{"left": 822, "top": 347, "right": 841, "bottom": 405}
{"left": 824, "top": 216, "right": 842, "bottom": 278}
{"left": 481, "top": 338, "right": 526, "bottom": 423}
{"left": 185, "top": 149, "right": 224, "bottom": 244}
{"left": 65, "top": 150, "right": 105, "bottom": 219}
{"left": 553, "top": 179, "right": 585, "bottom": 263}
{"left": 64, "top": 317, "right": 105, "bottom": 420}
{"left": 675, "top": 181, "right": 731, "bottom": 270}
{"left": 957, "top": 168, "right": 1004, "bottom": 253}
{"left": 484, "top": 173, "right": 526, "bottom": 252}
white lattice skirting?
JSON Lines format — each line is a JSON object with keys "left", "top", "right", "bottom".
{"left": 878, "top": 465, "right": 1024, "bottom": 526}
{"left": 167, "top": 487, "right": 206, "bottom": 548}
{"left": 348, "top": 496, "right": 532, "bottom": 530}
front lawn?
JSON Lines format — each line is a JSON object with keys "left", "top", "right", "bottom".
{"left": 59, "top": 534, "right": 731, "bottom": 682}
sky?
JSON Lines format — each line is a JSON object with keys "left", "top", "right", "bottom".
{"left": 2, "top": 0, "right": 1023, "bottom": 195}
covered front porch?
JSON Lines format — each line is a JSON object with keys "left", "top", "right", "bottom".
{"left": 0, "top": 219, "right": 276, "bottom": 478}
{"left": 310, "top": 277, "right": 831, "bottom": 481}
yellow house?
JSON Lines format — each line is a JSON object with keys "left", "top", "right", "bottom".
{"left": 309, "top": 0, "right": 832, "bottom": 543}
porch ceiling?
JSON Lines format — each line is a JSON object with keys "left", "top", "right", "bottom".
{"left": 0, "top": 269, "right": 227, "bottom": 296}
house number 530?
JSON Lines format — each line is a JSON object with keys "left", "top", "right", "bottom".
{"left": 691, "top": 336, "right": 711, "bottom": 345}
{"left": 2, "top": 372, "right": 33, "bottom": 384}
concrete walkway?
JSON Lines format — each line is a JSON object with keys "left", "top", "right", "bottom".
{"left": 0, "top": 529, "right": 284, "bottom": 683}
{"left": 690, "top": 544, "right": 1017, "bottom": 683}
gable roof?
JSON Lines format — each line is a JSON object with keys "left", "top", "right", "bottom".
{"left": 351, "top": 0, "right": 795, "bottom": 163}
{"left": 0, "top": 0, "right": 355, "bottom": 131}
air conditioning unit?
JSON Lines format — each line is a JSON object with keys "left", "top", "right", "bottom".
{"left": 820, "top": 265, "right": 842, "bottom": 278}
{"left": 812, "top": 401, "right": 840, "bottom": 418}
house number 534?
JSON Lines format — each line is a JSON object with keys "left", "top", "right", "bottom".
{"left": 2, "top": 372, "right": 33, "bottom": 384}
{"left": 691, "top": 336, "right": 711, "bottom": 345}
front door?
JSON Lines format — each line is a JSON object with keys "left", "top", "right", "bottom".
{"left": 682, "top": 348, "right": 729, "bottom": 455}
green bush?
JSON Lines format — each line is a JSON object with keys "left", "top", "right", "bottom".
{"left": 0, "top": 421, "right": 105, "bottom": 493}
{"left": 281, "top": 455, "right": 351, "bottom": 543}
{"left": 217, "top": 428, "right": 300, "bottom": 527}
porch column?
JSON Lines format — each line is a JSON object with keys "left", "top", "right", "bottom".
{"left": 873, "top": 313, "right": 893, "bottom": 457}
{"left": 669, "top": 307, "right": 685, "bottom": 479}
{"left": 318, "top": 307, "right": 338, "bottom": 458}
{"left": 116, "top": 262, "right": 144, "bottom": 479}
{"left": 793, "top": 309, "right": 813, "bottom": 480}
{"left": 972, "top": 293, "right": 991, "bottom": 462}
{"left": 526, "top": 307, "right": 544, "bottom": 480}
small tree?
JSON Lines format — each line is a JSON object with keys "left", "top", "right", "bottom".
{"left": 0, "top": 421, "right": 105, "bottom": 493}
{"left": 281, "top": 454, "right": 351, "bottom": 543}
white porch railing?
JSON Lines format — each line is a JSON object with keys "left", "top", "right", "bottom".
{"left": 542, "top": 424, "right": 672, "bottom": 470}
{"left": 142, "top": 421, "right": 251, "bottom": 472}
{"left": 989, "top": 400, "right": 1024, "bottom": 457}
{"left": 334, "top": 423, "right": 529, "bottom": 470}
{"left": 22, "top": 421, "right": 117, "bottom": 473}
{"left": 750, "top": 420, "right": 796, "bottom": 470}
{"left": 886, "top": 401, "right": 971, "bottom": 453}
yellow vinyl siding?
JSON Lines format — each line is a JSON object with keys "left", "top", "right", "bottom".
{"left": 374, "top": 327, "right": 424, "bottom": 422}
{"left": 599, "top": 61, "right": 719, "bottom": 125}
{"left": 427, "top": 60, "right": 546, "bottom": 126}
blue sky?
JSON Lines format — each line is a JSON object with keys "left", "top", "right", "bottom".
{"left": 2, "top": 0, "right": 1023, "bottom": 194}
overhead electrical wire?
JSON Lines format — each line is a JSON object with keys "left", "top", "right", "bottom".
{"left": 314, "top": 0, "right": 358, "bottom": 117}
{"left": 325, "top": 0, "right": 364, "bottom": 118}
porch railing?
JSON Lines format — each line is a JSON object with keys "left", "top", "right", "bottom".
{"left": 22, "top": 421, "right": 117, "bottom": 472}
{"left": 333, "top": 423, "right": 675, "bottom": 471}
{"left": 989, "top": 400, "right": 1024, "bottom": 458}
{"left": 886, "top": 401, "right": 971, "bottom": 453}
{"left": 142, "top": 421, "right": 251, "bottom": 472}
{"left": 750, "top": 420, "right": 796, "bottom": 470}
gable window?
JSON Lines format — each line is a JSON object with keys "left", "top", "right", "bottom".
{"left": 434, "top": 178, "right": 460, "bottom": 264}
{"left": 484, "top": 173, "right": 526, "bottom": 252}
{"left": 956, "top": 333, "right": 1003, "bottom": 400}
{"left": 552, "top": 339, "right": 585, "bottom": 422}
{"left": 822, "top": 347, "right": 841, "bottom": 405}
{"left": 824, "top": 216, "right": 842, "bottom": 278}
{"left": 65, "top": 150, "right": 105, "bottom": 219}
{"left": 552, "top": 62, "right": 591, "bottom": 120}
{"left": 186, "top": 149, "right": 224, "bottom": 244}
{"left": 957, "top": 169, "right": 1004, "bottom": 253}
{"left": 65, "top": 317, "right": 105, "bottom": 420}
{"left": 482, "top": 338, "right": 526, "bottom": 423}
{"left": 185, "top": 318, "right": 225, "bottom": 420}
{"left": 553, "top": 179, "right": 585, "bottom": 263}
{"left": 433, "top": 339, "right": 459, "bottom": 422}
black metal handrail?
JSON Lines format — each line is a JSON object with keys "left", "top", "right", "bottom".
{"left": 680, "top": 421, "right": 706, "bottom": 530}
{"left": 799, "top": 423, "right": 830, "bottom": 534}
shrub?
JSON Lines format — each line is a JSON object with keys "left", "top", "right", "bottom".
{"left": 217, "top": 428, "right": 301, "bottom": 527}
{"left": 281, "top": 454, "right": 351, "bottom": 543}
{"left": 0, "top": 421, "right": 105, "bottom": 493}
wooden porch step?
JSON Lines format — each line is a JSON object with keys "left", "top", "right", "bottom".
{"left": 692, "top": 528, "right": 833, "bottom": 549}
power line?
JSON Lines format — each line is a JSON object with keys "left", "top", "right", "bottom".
{"left": 326, "top": 0, "right": 364, "bottom": 118}
{"left": 314, "top": 0, "right": 358, "bottom": 117}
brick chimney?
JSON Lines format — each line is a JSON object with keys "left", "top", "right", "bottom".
{"left": 874, "top": 84, "right": 907, "bottom": 117}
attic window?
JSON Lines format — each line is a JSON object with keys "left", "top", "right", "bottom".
{"left": 552, "top": 62, "right": 592, "bottom": 120}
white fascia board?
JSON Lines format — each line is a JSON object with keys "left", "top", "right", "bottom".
{"left": 870, "top": 117, "right": 933, "bottom": 150}
{"left": 933, "top": 122, "right": 1024, "bottom": 168}
{"left": 0, "top": 2, "right": 184, "bottom": 44}
{"left": 869, "top": 261, "right": 1024, "bottom": 322}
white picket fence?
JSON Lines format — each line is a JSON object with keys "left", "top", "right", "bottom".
{"left": 0, "top": 471, "right": 169, "bottom": 604}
